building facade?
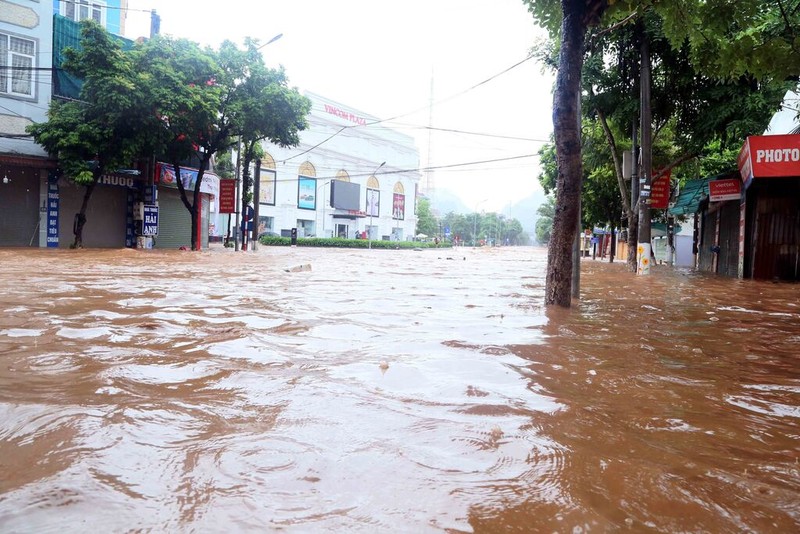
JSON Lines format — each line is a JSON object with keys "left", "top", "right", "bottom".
{"left": 1, "top": 0, "right": 133, "bottom": 248}
{"left": 0, "top": 0, "right": 55, "bottom": 246}
{"left": 216, "top": 92, "right": 422, "bottom": 243}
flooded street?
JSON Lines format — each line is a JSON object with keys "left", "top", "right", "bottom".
{"left": 1, "top": 246, "right": 798, "bottom": 532}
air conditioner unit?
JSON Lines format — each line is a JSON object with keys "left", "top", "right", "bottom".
{"left": 133, "top": 202, "right": 144, "bottom": 221}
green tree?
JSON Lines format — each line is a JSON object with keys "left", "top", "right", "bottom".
{"left": 535, "top": 195, "right": 556, "bottom": 245}
{"left": 134, "top": 37, "right": 310, "bottom": 251}
{"left": 132, "top": 36, "right": 223, "bottom": 250}
{"left": 233, "top": 39, "right": 311, "bottom": 247}
{"left": 415, "top": 197, "right": 438, "bottom": 237}
{"left": 27, "top": 21, "right": 147, "bottom": 248}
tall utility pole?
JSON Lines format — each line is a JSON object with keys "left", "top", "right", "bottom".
{"left": 637, "top": 31, "right": 652, "bottom": 274}
{"left": 234, "top": 139, "right": 241, "bottom": 251}
{"left": 252, "top": 160, "right": 261, "bottom": 251}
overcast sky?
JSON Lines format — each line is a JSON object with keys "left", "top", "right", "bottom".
{"left": 123, "top": 0, "right": 555, "bottom": 212}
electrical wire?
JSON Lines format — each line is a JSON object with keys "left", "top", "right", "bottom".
{"left": 280, "top": 53, "right": 537, "bottom": 163}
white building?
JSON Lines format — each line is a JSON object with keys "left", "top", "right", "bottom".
{"left": 216, "top": 92, "right": 421, "bottom": 242}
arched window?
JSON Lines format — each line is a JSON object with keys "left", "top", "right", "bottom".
{"left": 258, "top": 152, "right": 276, "bottom": 205}
{"left": 335, "top": 170, "right": 350, "bottom": 182}
{"left": 298, "top": 161, "right": 316, "bottom": 177}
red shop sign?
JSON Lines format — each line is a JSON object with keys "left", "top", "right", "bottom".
{"left": 709, "top": 178, "right": 742, "bottom": 202}
{"left": 219, "top": 179, "right": 236, "bottom": 214}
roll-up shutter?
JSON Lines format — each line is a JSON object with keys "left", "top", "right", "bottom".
{"left": 0, "top": 173, "right": 39, "bottom": 246}
{"left": 58, "top": 180, "right": 127, "bottom": 248}
{"left": 154, "top": 188, "right": 192, "bottom": 249}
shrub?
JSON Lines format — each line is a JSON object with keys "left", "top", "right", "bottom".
{"left": 258, "top": 236, "right": 449, "bottom": 249}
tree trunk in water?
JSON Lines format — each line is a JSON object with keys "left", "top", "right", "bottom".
{"left": 172, "top": 162, "right": 198, "bottom": 250}
{"left": 72, "top": 172, "right": 100, "bottom": 249}
{"left": 627, "top": 209, "right": 639, "bottom": 270}
{"left": 545, "top": 0, "right": 586, "bottom": 307}
{"left": 240, "top": 146, "right": 254, "bottom": 250}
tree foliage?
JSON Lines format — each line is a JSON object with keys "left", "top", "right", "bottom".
{"left": 415, "top": 197, "right": 438, "bottom": 237}
{"left": 27, "top": 21, "right": 150, "bottom": 248}
{"left": 525, "top": 0, "right": 798, "bottom": 296}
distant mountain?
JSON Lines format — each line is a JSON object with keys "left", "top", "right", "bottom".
{"left": 504, "top": 188, "right": 548, "bottom": 234}
{"left": 428, "top": 189, "right": 469, "bottom": 217}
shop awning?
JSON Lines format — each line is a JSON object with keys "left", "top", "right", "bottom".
{"left": 668, "top": 177, "right": 710, "bottom": 216}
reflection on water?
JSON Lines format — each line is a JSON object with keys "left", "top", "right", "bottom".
{"left": 0, "top": 247, "right": 798, "bottom": 532}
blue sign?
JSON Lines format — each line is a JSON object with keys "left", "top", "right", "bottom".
{"left": 444, "top": 225, "right": 451, "bottom": 237}
{"left": 126, "top": 191, "right": 135, "bottom": 247}
{"left": 46, "top": 180, "right": 59, "bottom": 248}
{"left": 142, "top": 205, "right": 159, "bottom": 236}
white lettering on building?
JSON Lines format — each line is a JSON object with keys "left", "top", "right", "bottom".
{"left": 755, "top": 148, "right": 800, "bottom": 163}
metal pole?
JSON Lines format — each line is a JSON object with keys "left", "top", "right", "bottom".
{"left": 367, "top": 161, "right": 385, "bottom": 250}
{"left": 252, "top": 159, "right": 261, "bottom": 251}
{"left": 234, "top": 139, "right": 241, "bottom": 251}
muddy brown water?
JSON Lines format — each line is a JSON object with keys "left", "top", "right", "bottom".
{"left": 0, "top": 246, "right": 798, "bottom": 532}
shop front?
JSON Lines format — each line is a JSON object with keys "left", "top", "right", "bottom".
{"left": 153, "top": 163, "right": 219, "bottom": 250}
{"left": 737, "top": 134, "right": 800, "bottom": 280}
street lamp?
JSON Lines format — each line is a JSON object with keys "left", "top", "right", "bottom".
{"left": 368, "top": 161, "right": 386, "bottom": 250}
{"left": 474, "top": 198, "right": 487, "bottom": 247}
{"left": 256, "top": 33, "right": 283, "bottom": 51}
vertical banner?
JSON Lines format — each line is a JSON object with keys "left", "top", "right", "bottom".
{"left": 649, "top": 171, "right": 671, "bottom": 209}
{"left": 392, "top": 193, "right": 405, "bottom": 220}
{"left": 366, "top": 189, "right": 380, "bottom": 217}
{"left": 218, "top": 179, "right": 236, "bottom": 214}
{"left": 126, "top": 190, "right": 135, "bottom": 248}
{"left": 46, "top": 179, "right": 59, "bottom": 248}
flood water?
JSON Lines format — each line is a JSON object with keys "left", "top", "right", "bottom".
{"left": 0, "top": 245, "right": 798, "bottom": 532}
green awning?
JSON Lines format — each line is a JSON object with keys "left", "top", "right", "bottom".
{"left": 669, "top": 177, "right": 710, "bottom": 216}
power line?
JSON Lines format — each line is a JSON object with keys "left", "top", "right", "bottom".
{"left": 280, "top": 53, "right": 536, "bottom": 163}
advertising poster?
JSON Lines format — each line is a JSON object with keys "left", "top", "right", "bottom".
{"left": 157, "top": 163, "right": 219, "bottom": 196}
{"left": 260, "top": 169, "right": 276, "bottom": 205}
{"left": 366, "top": 188, "right": 380, "bottom": 217}
{"left": 298, "top": 176, "right": 317, "bottom": 210}
{"left": 393, "top": 193, "right": 405, "bottom": 220}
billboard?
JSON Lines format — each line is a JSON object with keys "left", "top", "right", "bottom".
{"left": 331, "top": 180, "right": 361, "bottom": 210}
{"left": 297, "top": 176, "right": 317, "bottom": 210}
{"left": 392, "top": 193, "right": 405, "bottom": 220}
{"left": 366, "top": 188, "right": 380, "bottom": 217}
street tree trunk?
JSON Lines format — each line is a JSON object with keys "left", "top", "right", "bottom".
{"left": 72, "top": 171, "right": 101, "bottom": 249}
{"left": 545, "top": 0, "right": 588, "bottom": 307}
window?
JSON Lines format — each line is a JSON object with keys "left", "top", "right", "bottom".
{"left": 62, "top": 1, "right": 106, "bottom": 26}
{"left": 0, "top": 33, "right": 35, "bottom": 97}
